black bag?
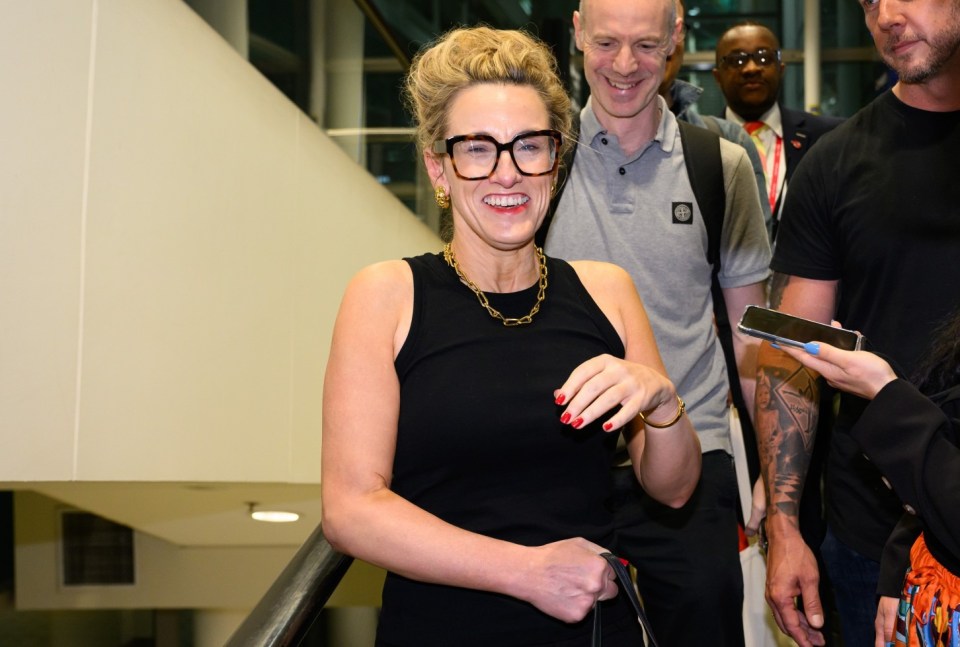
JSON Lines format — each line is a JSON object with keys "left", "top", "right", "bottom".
{"left": 591, "top": 553, "right": 659, "bottom": 647}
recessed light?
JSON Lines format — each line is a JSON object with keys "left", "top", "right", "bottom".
{"left": 251, "top": 510, "right": 300, "bottom": 523}
{"left": 247, "top": 502, "right": 300, "bottom": 523}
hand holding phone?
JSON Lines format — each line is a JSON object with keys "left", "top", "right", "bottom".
{"left": 737, "top": 305, "right": 863, "bottom": 351}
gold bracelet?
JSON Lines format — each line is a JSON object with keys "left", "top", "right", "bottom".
{"left": 638, "top": 394, "right": 685, "bottom": 429}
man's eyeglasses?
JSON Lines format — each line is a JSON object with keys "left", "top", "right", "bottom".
{"left": 719, "top": 48, "right": 782, "bottom": 69}
{"left": 432, "top": 130, "right": 562, "bottom": 180}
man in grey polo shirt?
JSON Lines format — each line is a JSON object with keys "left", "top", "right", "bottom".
{"left": 544, "top": 0, "right": 770, "bottom": 645}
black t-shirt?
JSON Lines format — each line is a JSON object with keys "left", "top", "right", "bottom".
{"left": 772, "top": 90, "right": 960, "bottom": 560}
{"left": 381, "top": 253, "right": 640, "bottom": 646}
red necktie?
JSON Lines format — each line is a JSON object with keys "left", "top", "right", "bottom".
{"left": 743, "top": 121, "right": 781, "bottom": 215}
{"left": 744, "top": 121, "right": 767, "bottom": 158}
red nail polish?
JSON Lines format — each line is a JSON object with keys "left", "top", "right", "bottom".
{"left": 603, "top": 422, "right": 613, "bottom": 431}
{"left": 555, "top": 393, "right": 566, "bottom": 405}
{"left": 560, "top": 412, "right": 572, "bottom": 424}
{"left": 571, "top": 417, "right": 584, "bottom": 429}
{"left": 618, "top": 557, "right": 630, "bottom": 567}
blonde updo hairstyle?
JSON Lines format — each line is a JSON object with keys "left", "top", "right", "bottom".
{"left": 403, "top": 26, "right": 573, "bottom": 163}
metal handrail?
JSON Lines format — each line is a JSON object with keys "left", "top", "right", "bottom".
{"left": 224, "top": 523, "right": 353, "bottom": 647}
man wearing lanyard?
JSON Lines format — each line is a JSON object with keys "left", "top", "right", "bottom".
{"left": 712, "top": 22, "right": 842, "bottom": 241}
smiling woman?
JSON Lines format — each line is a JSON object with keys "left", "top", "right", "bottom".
{"left": 422, "top": 83, "right": 557, "bottom": 257}
{"left": 319, "top": 24, "right": 701, "bottom": 647}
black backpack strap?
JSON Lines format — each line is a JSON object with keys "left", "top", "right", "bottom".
{"left": 535, "top": 113, "right": 580, "bottom": 247}
{"left": 678, "top": 120, "right": 761, "bottom": 483}
{"left": 678, "top": 120, "right": 724, "bottom": 268}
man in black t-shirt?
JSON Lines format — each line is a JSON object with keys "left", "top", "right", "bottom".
{"left": 754, "top": 2, "right": 960, "bottom": 647}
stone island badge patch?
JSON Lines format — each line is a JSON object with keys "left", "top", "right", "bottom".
{"left": 672, "top": 202, "right": 694, "bottom": 225}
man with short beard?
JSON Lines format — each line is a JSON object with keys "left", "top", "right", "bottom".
{"left": 754, "top": 1, "right": 960, "bottom": 647}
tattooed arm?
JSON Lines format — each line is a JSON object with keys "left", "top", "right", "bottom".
{"left": 757, "top": 273, "right": 838, "bottom": 647}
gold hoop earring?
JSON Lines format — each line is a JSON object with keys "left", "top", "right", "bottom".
{"left": 435, "top": 185, "right": 451, "bottom": 209}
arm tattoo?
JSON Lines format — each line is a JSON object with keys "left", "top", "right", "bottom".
{"left": 768, "top": 272, "right": 790, "bottom": 310}
{"left": 756, "top": 362, "right": 819, "bottom": 521}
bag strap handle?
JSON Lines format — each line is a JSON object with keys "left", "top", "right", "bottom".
{"left": 592, "top": 591, "right": 603, "bottom": 645}
{"left": 591, "top": 552, "right": 659, "bottom": 647}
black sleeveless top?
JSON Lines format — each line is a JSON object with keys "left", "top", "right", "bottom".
{"left": 377, "top": 252, "right": 639, "bottom": 646}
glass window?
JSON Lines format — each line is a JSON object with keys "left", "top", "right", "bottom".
{"left": 317, "top": 0, "right": 891, "bottom": 227}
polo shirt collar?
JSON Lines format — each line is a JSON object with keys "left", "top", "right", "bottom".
{"left": 580, "top": 95, "right": 675, "bottom": 159}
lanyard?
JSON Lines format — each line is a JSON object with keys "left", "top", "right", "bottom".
{"left": 767, "top": 134, "right": 783, "bottom": 214}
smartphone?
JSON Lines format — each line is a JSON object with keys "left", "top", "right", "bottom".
{"left": 737, "top": 305, "right": 863, "bottom": 351}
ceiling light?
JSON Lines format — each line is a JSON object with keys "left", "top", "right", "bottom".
{"left": 247, "top": 502, "right": 300, "bottom": 523}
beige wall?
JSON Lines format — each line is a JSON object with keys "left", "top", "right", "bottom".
{"left": 0, "top": 0, "right": 439, "bottom": 485}
{"left": 2, "top": 0, "right": 418, "bottom": 620}
{"left": 15, "top": 491, "right": 384, "bottom": 610}
{"left": 15, "top": 492, "right": 288, "bottom": 610}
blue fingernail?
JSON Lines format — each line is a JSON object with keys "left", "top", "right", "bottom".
{"left": 770, "top": 342, "right": 781, "bottom": 350}
{"left": 804, "top": 342, "right": 820, "bottom": 355}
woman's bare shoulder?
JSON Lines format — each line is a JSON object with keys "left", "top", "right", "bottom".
{"left": 343, "top": 259, "right": 413, "bottom": 305}
{"left": 351, "top": 258, "right": 412, "bottom": 286}
{"left": 338, "top": 259, "right": 415, "bottom": 356}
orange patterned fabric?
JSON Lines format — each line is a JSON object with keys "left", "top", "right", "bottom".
{"left": 894, "top": 534, "right": 960, "bottom": 647}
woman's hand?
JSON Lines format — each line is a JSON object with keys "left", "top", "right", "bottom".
{"left": 779, "top": 341, "right": 896, "bottom": 401}
{"left": 554, "top": 354, "right": 700, "bottom": 508}
{"left": 518, "top": 538, "right": 619, "bottom": 623}
{"left": 553, "top": 354, "right": 675, "bottom": 432}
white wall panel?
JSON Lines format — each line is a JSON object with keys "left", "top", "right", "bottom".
{"left": 77, "top": 0, "right": 303, "bottom": 481}
{"left": 0, "top": 1, "right": 95, "bottom": 479}
{"left": 0, "top": 0, "right": 440, "bottom": 484}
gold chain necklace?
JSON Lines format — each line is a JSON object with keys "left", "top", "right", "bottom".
{"left": 442, "top": 243, "right": 548, "bottom": 327}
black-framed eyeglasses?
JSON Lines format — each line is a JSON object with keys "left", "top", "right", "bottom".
{"left": 719, "top": 48, "right": 782, "bottom": 69}
{"left": 432, "top": 129, "right": 562, "bottom": 180}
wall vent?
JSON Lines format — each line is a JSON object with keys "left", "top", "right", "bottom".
{"left": 60, "top": 511, "right": 135, "bottom": 586}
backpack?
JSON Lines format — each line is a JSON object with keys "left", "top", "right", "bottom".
{"left": 538, "top": 117, "right": 761, "bottom": 482}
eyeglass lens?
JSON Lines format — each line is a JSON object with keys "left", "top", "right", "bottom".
{"left": 723, "top": 49, "right": 779, "bottom": 68}
{"left": 450, "top": 132, "right": 557, "bottom": 179}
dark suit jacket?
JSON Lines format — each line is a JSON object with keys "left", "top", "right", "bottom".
{"left": 724, "top": 103, "right": 844, "bottom": 228}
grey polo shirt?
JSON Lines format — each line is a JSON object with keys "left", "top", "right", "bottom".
{"left": 545, "top": 96, "right": 771, "bottom": 455}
